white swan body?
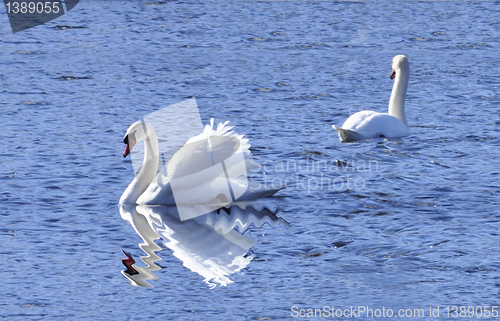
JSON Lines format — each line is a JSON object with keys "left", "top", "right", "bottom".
{"left": 120, "top": 119, "right": 281, "bottom": 215}
{"left": 333, "top": 55, "right": 410, "bottom": 142}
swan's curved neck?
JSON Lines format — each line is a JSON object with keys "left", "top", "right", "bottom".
{"left": 120, "top": 124, "right": 159, "bottom": 204}
{"left": 388, "top": 65, "right": 409, "bottom": 125}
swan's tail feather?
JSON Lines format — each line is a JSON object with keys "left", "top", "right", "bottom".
{"left": 202, "top": 119, "right": 252, "bottom": 162}
{"left": 216, "top": 120, "right": 230, "bottom": 132}
{"left": 332, "top": 125, "right": 361, "bottom": 143}
{"left": 204, "top": 118, "right": 234, "bottom": 137}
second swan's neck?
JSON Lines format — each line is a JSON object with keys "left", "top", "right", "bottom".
{"left": 388, "top": 65, "right": 410, "bottom": 125}
{"left": 120, "top": 124, "right": 159, "bottom": 204}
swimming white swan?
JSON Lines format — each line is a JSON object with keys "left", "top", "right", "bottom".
{"left": 333, "top": 55, "right": 410, "bottom": 142}
{"left": 119, "top": 119, "right": 281, "bottom": 218}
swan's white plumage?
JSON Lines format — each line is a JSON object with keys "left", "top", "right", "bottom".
{"left": 333, "top": 110, "right": 409, "bottom": 142}
{"left": 120, "top": 119, "right": 282, "bottom": 208}
{"left": 333, "top": 55, "right": 411, "bottom": 142}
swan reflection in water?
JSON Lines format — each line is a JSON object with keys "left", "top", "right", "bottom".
{"left": 120, "top": 203, "right": 289, "bottom": 288}
{"left": 119, "top": 101, "right": 289, "bottom": 287}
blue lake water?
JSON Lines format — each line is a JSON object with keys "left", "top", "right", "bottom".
{"left": 1, "top": 1, "right": 500, "bottom": 320}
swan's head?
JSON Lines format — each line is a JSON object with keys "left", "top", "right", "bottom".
{"left": 122, "top": 121, "right": 151, "bottom": 158}
{"left": 390, "top": 54, "right": 409, "bottom": 80}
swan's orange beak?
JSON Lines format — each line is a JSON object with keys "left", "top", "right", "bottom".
{"left": 123, "top": 136, "right": 136, "bottom": 158}
{"left": 123, "top": 145, "right": 131, "bottom": 158}
{"left": 390, "top": 70, "right": 396, "bottom": 79}
{"left": 122, "top": 250, "right": 139, "bottom": 275}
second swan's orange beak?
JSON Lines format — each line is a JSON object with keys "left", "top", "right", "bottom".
{"left": 390, "top": 70, "right": 396, "bottom": 79}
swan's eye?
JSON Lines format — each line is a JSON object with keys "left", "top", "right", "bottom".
{"left": 124, "top": 136, "right": 129, "bottom": 145}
